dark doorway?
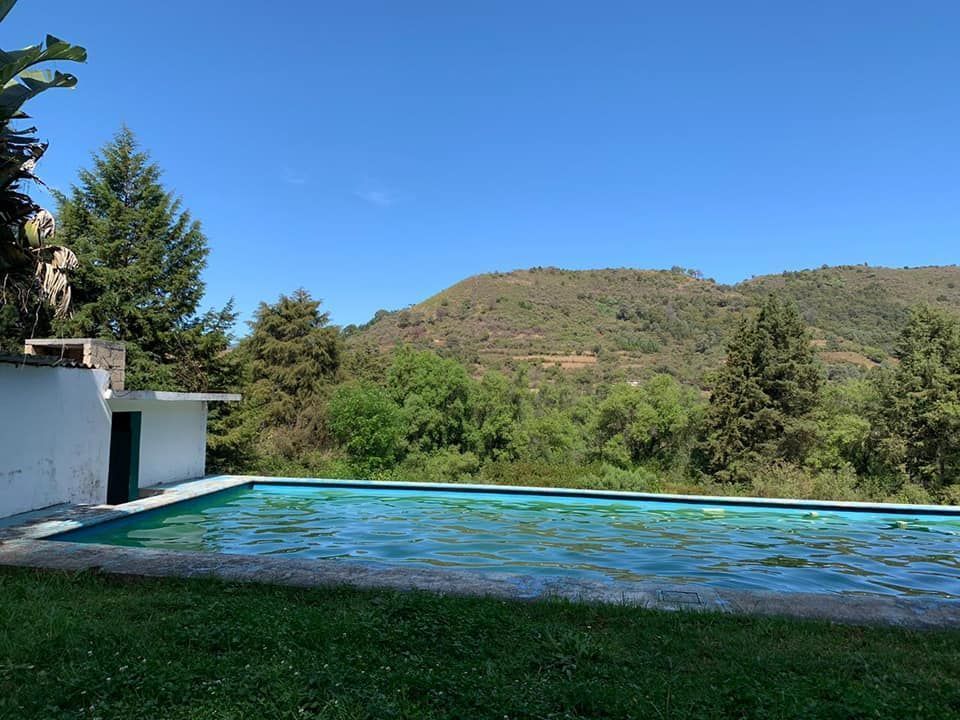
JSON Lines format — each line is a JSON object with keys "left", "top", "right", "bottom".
{"left": 107, "top": 411, "right": 141, "bottom": 504}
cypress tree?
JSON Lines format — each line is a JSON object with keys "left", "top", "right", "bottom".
{"left": 705, "top": 294, "right": 822, "bottom": 477}
{"left": 54, "top": 127, "right": 233, "bottom": 390}
{"left": 245, "top": 289, "right": 342, "bottom": 458}
{"left": 872, "top": 305, "right": 960, "bottom": 489}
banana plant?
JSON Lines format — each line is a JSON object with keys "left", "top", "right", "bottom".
{"left": 0, "top": 0, "right": 85, "bottom": 319}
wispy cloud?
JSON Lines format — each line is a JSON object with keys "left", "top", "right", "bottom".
{"left": 354, "top": 188, "right": 400, "bottom": 207}
{"left": 281, "top": 166, "right": 308, "bottom": 185}
{"left": 353, "top": 175, "right": 406, "bottom": 207}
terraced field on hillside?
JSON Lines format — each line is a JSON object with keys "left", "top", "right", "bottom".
{"left": 347, "top": 265, "right": 960, "bottom": 385}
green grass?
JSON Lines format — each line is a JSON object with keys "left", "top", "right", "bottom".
{"left": 1, "top": 569, "right": 958, "bottom": 719}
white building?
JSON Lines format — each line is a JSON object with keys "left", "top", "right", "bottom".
{"left": 0, "top": 339, "right": 239, "bottom": 519}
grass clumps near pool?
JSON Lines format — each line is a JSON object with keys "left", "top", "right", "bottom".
{"left": 1, "top": 569, "right": 959, "bottom": 719}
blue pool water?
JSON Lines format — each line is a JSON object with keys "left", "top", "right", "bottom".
{"left": 55, "top": 484, "right": 960, "bottom": 597}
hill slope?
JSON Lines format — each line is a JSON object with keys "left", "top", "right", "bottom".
{"left": 347, "top": 265, "right": 960, "bottom": 384}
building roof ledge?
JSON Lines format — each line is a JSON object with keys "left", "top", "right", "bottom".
{"left": 25, "top": 337, "right": 125, "bottom": 350}
{"left": 105, "top": 390, "right": 242, "bottom": 402}
{"left": 0, "top": 353, "right": 91, "bottom": 369}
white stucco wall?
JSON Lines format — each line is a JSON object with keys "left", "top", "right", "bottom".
{"left": 105, "top": 398, "right": 208, "bottom": 487}
{"left": 0, "top": 363, "right": 112, "bottom": 517}
{"left": 0, "top": 363, "right": 223, "bottom": 519}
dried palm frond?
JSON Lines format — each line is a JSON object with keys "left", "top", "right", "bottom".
{"left": 34, "top": 244, "right": 77, "bottom": 318}
{"left": 0, "top": 3, "right": 86, "bottom": 321}
{"left": 21, "top": 207, "right": 54, "bottom": 247}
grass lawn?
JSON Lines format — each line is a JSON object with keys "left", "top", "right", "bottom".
{"left": 1, "top": 569, "right": 958, "bottom": 719}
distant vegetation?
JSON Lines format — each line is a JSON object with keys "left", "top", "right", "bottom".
{"left": 211, "top": 287, "right": 960, "bottom": 505}
{"left": 347, "top": 264, "right": 960, "bottom": 385}
{"left": 3, "top": 123, "right": 960, "bottom": 504}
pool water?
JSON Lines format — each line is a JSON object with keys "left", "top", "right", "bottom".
{"left": 55, "top": 484, "right": 960, "bottom": 597}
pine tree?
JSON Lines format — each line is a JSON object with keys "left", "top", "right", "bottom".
{"left": 54, "top": 127, "right": 233, "bottom": 390}
{"left": 705, "top": 294, "right": 822, "bottom": 477}
{"left": 872, "top": 305, "right": 960, "bottom": 489}
{"left": 245, "top": 289, "right": 342, "bottom": 458}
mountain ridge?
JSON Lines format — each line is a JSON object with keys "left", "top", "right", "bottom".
{"left": 346, "top": 264, "right": 960, "bottom": 384}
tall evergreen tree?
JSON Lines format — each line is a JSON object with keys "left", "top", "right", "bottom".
{"left": 245, "top": 289, "right": 342, "bottom": 458}
{"left": 54, "top": 127, "right": 233, "bottom": 389}
{"left": 872, "top": 305, "right": 960, "bottom": 489}
{"left": 205, "top": 339, "right": 258, "bottom": 474}
{"left": 705, "top": 294, "right": 822, "bottom": 477}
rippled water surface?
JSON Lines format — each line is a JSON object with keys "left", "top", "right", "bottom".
{"left": 58, "top": 484, "right": 960, "bottom": 597}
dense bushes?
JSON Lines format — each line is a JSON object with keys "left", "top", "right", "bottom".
{"left": 591, "top": 376, "right": 702, "bottom": 468}
{"left": 209, "top": 293, "right": 960, "bottom": 504}
{"left": 328, "top": 382, "right": 404, "bottom": 472}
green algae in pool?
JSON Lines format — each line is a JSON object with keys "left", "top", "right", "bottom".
{"left": 55, "top": 484, "right": 960, "bottom": 597}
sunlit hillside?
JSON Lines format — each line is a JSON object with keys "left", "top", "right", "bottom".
{"left": 348, "top": 265, "right": 960, "bottom": 384}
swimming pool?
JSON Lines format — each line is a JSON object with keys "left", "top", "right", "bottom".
{"left": 53, "top": 483, "right": 960, "bottom": 597}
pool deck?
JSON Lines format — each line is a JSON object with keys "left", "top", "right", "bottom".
{"left": 1, "top": 475, "right": 958, "bottom": 630}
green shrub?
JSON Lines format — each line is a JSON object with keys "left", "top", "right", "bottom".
{"left": 938, "top": 484, "right": 960, "bottom": 505}
{"left": 745, "top": 462, "right": 865, "bottom": 501}
{"left": 393, "top": 449, "right": 481, "bottom": 483}
{"left": 886, "top": 482, "right": 934, "bottom": 506}
{"left": 328, "top": 382, "right": 405, "bottom": 472}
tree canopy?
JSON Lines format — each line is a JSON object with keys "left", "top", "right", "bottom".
{"left": 593, "top": 375, "right": 703, "bottom": 468}
{"left": 705, "top": 295, "right": 823, "bottom": 477}
{"left": 387, "top": 347, "right": 474, "bottom": 454}
{"left": 54, "top": 127, "right": 233, "bottom": 390}
{"left": 871, "top": 305, "right": 960, "bottom": 489}
{"left": 245, "top": 289, "right": 342, "bottom": 458}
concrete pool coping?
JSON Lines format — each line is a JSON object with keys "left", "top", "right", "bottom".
{"left": 1, "top": 474, "right": 958, "bottom": 629}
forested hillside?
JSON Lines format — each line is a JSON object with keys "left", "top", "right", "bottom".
{"left": 347, "top": 265, "right": 960, "bottom": 384}
{"left": 6, "top": 120, "right": 960, "bottom": 505}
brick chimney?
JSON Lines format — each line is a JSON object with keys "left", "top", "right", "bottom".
{"left": 24, "top": 338, "right": 126, "bottom": 390}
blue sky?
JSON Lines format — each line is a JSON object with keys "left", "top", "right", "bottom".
{"left": 5, "top": 1, "right": 959, "bottom": 328}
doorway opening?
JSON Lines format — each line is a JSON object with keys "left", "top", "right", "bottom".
{"left": 107, "top": 411, "right": 141, "bottom": 504}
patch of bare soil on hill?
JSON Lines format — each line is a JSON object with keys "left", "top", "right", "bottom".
{"left": 512, "top": 353, "right": 598, "bottom": 369}
{"left": 819, "top": 351, "right": 879, "bottom": 368}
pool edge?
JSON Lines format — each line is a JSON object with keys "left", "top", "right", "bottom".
{"left": 2, "top": 473, "right": 959, "bottom": 628}
{"left": 1, "top": 538, "right": 957, "bottom": 630}
{"left": 0, "top": 475, "right": 252, "bottom": 541}
{"left": 244, "top": 475, "right": 960, "bottom": 516}
{"left": 7, "top": 473, "right": 960, "bottom": 544}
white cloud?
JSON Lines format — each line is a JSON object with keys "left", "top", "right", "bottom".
{"left": 354, "top": 187, "right": 398, "bottom": 207}
{"left": 281, "top": 166, "right": 308, "bottom": 185}
{"left": 354, "top": 175, "right": 403, "bottom": 207}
